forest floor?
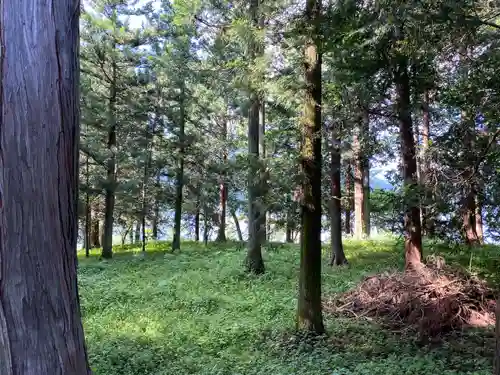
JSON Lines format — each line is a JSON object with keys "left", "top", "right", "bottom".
{"left": 78, "top": 239, "right": 498, "bottom": 375}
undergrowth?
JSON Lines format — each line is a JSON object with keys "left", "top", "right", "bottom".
{"left": 78, "top": 239, "right": 496, "bottom": 375}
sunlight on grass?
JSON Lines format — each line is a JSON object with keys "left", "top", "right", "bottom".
{"left": 78, "top": 239, "right": 495, "bottom": 375}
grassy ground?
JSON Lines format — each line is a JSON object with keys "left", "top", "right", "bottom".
{"left": 78, "top": 239, "right": 497, "bottom": 375}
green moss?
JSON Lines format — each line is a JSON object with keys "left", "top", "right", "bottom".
{"left": 78, "top": 239, "right": 494, "bottom": 375}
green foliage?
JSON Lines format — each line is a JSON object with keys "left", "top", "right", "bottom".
{"left": 79, "top": 240, "right": 494, "bottom": 375}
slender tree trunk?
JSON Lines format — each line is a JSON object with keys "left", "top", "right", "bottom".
{"left": 345, "top": 162, "right": 353, "bottom": 234}
{"left": 394, "top": 55, "right": 423, "bottom": 270}
{"left": 0, "top": 1, "right": 91, "bottom": 372}
{"left": 203, "top": 205, "right": 209, "bottom": 246}
{"left": 85, "top": 155, "right": 91, "bottom": 258}
{"left": 259, "top": 100, "right": 267, "bottom": 243}
{"left": 330, "top": 123, "right": 347, "bottom": 266}
{"left": 245, "top": 0, "right": 264, "bottom": 274}
{"left": 420, "top": 90, "right": 435, "bottom": 236}
{"left": 151, "top": 173, "right": 160, "bottom": 240}
{"left": 172, "top": 86, "right": 186, "bottom": 252}
{"left": 353, "top": 109, "right": 370, "bottom": 238}
{"left": 135, "top": 221, "right": 140, "bottom": 243}
{"left": 91, "top": 204, "right": 100, "bottom": 248}
{"left": 102, "top": 46, "right": 118, "bottom": 259}
{"left": 495, "top": 295, "right": 500, "bottom": 375}
{"left": 129, "top": 226, "right": 133, "bottom": 244}
{"left": 216, "top": 116, "right": 228, "bottom": 242}
{"left": 231, "top": 210, "right": 244, "bottom": 242}
{"left": 296, "top": 0, "right": 325, "bottom": 335}
{"left": 475, "top": 194, "right": 484, "bottom": 244}
{"left": 286, "top": 204, "right": 295, "bottom": 243}
{"left": 195, "top": 203, "right": 201, "bottom": 242}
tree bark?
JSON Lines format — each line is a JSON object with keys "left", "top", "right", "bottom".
{"left": 102, "top": 40, "right": 118, "bottom": 259}
{"left": 85, "top": 155, "right": 91, "bottom": 258}
{"left": 344, "top": 162, "right": 353, "bottom": 234}
{"left": 330, "top": 124, "right": 347, "bottom": 266}
{"left": 495, "top": 295, "right": 500, "bottom": 375}
{"left": 172, "top": 85, "right": 186, "bottom": 252}
{"left": 231, "top": 210, "right": 244, "bottom": 242}
{"left": 394, "top": 55, "right": 423, "bottom": 270}
{"left": 259, "top": 100, "right": 267, "bottom": 243}
{"left": 195, "top": 203, "right": 201, "bottom": 242}
{"left": 296, "top": 0, "right": 325, "bottom": 335}
{"left": 245, "top": 0, "right": 265, "bottom": 274}
{"left": 475, "top": 194, "right": 484, "bottom": 244}
{"left": 353, "top": 109, "right": 370, "bottom": 238}
{"left": 0, "top": 0, "right": 91, "bottom": 372}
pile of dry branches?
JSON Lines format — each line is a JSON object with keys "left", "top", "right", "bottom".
{"left": 325, "top": 256, "right": 497, "bottom": 338}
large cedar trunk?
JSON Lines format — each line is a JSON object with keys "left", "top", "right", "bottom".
{"left": 394, "top": 55, "right": 423, "bottom": 270}
{"left": 353, "top": 109, "right": 370, "bottom": 238}
{"left": 296, "top": 0, "right": 325, "bottom": 334}
{"left": 102, "top": 55, "right": 118, "bottom": 259}
{"left": 172, "top": 87, "right": 186, "bottom": 251}
{"left": 245, "top": 0, "right": 265, "bottom": 274}
{"left": 0, "top": 1, "right": 91, "bottom": 372}
{"left": 330, "top": 124, "right": 347, "bottom": 266}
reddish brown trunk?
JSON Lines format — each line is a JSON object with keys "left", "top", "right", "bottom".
{"left": 462, "top": 191, "right": 480, "bottom": 246}
{"left": 345, "top": 162, "right": 352, "bottom": 234}
{"left": 0, "top": 0, "right": 91, "bottom": 372}
{"left": 475, "top": 195, "right": 484, "bottom": 244}
{"left": 394, "top": 56, "right": 423, "bottom": 270}
{"left": 353, "top": 110, "right": 370, "bottom": 238}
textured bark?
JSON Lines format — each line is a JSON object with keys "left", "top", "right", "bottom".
{"left": 462, "top": 191, "right": 480, "bottom": 246}
{"left": 344, "top": 162, "right": 353, "bottom": 234}
{"left": 259, "top": 101, "right": 267, "bottom": 243}
{"left": 394, "top": 55, "right": 423, "bottom": 270}
{"left": 0, "top": 1, "right": 91, "bottom": 373}
{"left": 102, "top": 50, "right": 118, "bottom": 259}
{"left": 245, "top": 0, "right": 264, "bottom": 274}
{"left": 330, "top": 125, "right": 347, "bottom": 266}
{"left": 353, "top": 109, "right": 370, "bottom": 238}
{"left": 296, "top": 0, "right": 325, "bottom": 335}
{"left": 172, "top": 86, "right": 186, "bottom": 252}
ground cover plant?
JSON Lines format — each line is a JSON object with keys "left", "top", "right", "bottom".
{"left": 78, "top": 239, "right": 496, "bottom": 375}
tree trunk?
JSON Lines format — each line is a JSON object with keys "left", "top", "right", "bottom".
{"left": 245, "top": 0, "right": 264, "bottom": 274}
{"left": 345, "top": 162, "right": 353, "bottom": 234}
{"left": 420, "top": 90, "right": 435, "bottom": 236}
{"left": 172, "top": 86, "right": 186, "bottom": 252}
{"left": 462, "top": 190, "right": 480, "bottom": 246}
{"left": 286, "top": 204, "right": 295, "bottom": 243}
{"left": 475, "top": 194, "right": 484, "bottom": 244}
{"left": 394, "top": 55, "right": 423, "bottom": 270}
{"left": 102, "top": 47, "right": 118, "bottom": 260}
{"left": 231, "top": 210, "right": 244, "bottom": 242}
{"left": 135, "top": 221, "right": 141, "bottom": 243}
{"left": 353, "top": 109, "right": 370, "bottom": 238}
{"left": 495, "top": 295, "right": 500, "bottom": 375}
{"left": 85, "top": 155, "right": 91, "bottom": 258}
{"left": 330, "top": 123, "right": 347, "bottom": 266}
{"left": 259, "top": 100, "right": 267, "bottom": 243}
{"left": 195, "top": 204, "right": 201, "bottom": 242}
{"left": 216, "top": 115, "right": 228, "bottom": 242}
{"left": 0, "top": 1, "right": 91, "bottom": 372}
{"left": 296, "top": 0, "right": 325, "bottom": 335}
{"left": 91, "top": 204, "right": 100, "bottom": 248}
{"left": 203, "top": 205, "right": 209, "bottom": 246}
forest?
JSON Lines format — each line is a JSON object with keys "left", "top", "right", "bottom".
{"left": 1, "top": 0, "right": 500, "bottom": 374}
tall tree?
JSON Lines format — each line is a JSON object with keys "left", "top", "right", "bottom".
{"left": 330, "top": 120, "right": 347, "bottom": 266}
{"left": 0, "top": 0, "right": 91, "bottom": 373}
{"left": 353, "top": 107, "right": 370, "bottom": 238}
{"left": 245, "top": 0, "right": 265, "bottom": 274}
{"left": 296, "top": 0, "right": 325, "bottom": 334}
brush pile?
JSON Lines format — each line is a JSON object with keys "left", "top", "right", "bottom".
{"left": 325, "top": 255, "right": 497, "bottom": 338}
